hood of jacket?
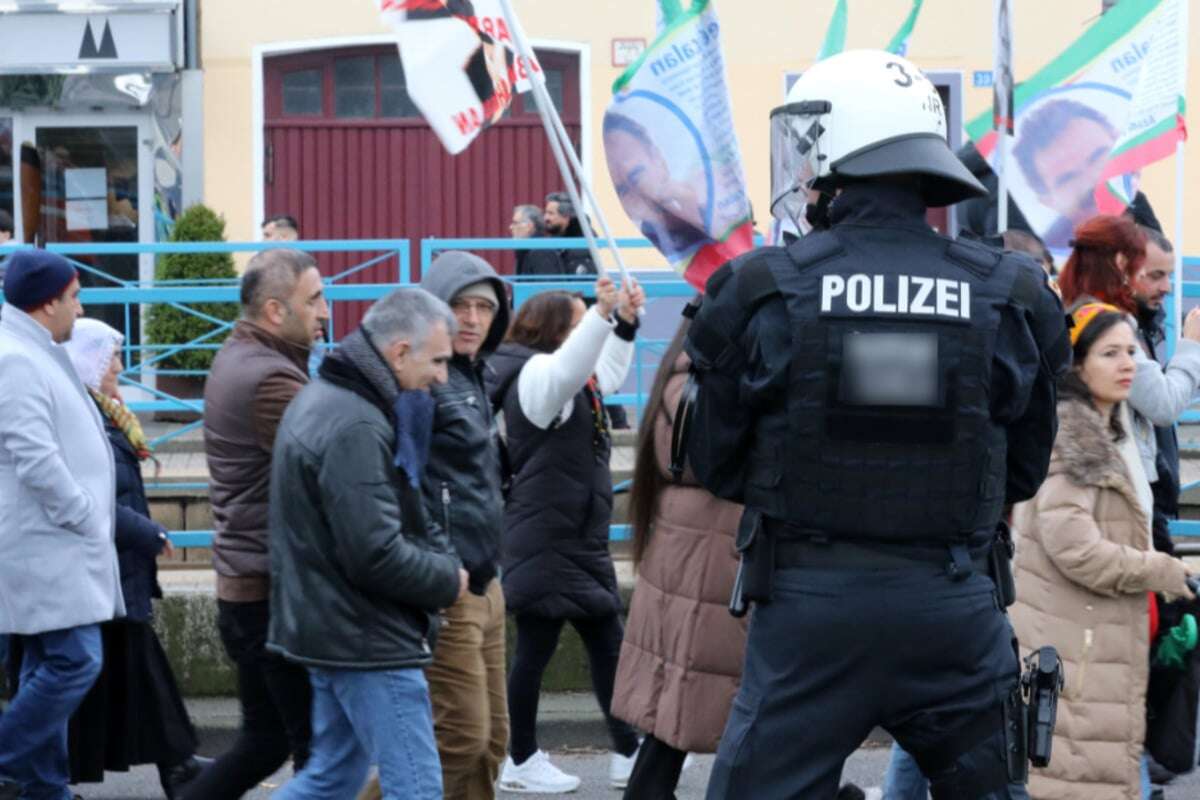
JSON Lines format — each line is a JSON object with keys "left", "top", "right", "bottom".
{"left": 1050, "top": 396, "right": 1148, "bottom": 531}
{"left": 421, "top": 251, "right": 510, "bottom": 358}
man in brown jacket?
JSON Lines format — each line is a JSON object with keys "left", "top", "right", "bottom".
{"left": 183, "top": 248, "right": 328, "bottom": 800}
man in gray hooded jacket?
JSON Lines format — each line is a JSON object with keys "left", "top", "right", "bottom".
{"left": 361, "top": 251, "right": 511, "bottom": 800}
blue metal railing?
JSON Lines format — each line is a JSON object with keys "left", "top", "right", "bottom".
{"left": 7, "top": 239, "right": 1200, "bottom": 548}
{"left": 2, "top": 237, "right": 685, "bottom": 548}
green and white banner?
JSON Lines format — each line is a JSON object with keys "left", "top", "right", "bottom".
{"left": 604, "top": 0, "right": 753, "bottom": 290}
{"left": 968, "top": 0, "right": 1188, "bottom": 250}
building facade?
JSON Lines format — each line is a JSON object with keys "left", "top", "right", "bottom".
{"left": 0, "top": 0, "right": 201, "bottom": 338}
{"left": 5, "top": 2, "right": 1193, "bottom": 271}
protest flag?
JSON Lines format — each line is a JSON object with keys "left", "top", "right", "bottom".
{"left": 885, "top": 0, "right": 924, "bottom": 56}
{"left": 376, "top": 0, "right": 635, "bottom": 287}
{"left": 966, "top": 0, "right": 1188, "bottom": 252}
{"left": 817, "top": 0, "right": 848, "bottom": 61}
{"left": 374, "top": 0, "right": 541, "bottom": 155}
{"left": 603, "top": 0, "right": 754, "bottom": 291}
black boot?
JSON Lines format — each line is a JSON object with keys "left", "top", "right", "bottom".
{"left": 158, "top": 755, "right": 212, "bottom": 800}
{"left": 0, "top": 779, "right": 18, "bottom": 800}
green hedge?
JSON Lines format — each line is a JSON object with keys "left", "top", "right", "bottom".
{"left": 145, "top": 205, "right": 238, "bottom": 371}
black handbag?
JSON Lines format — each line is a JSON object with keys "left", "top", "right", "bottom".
{"left": 1145, "top": 597, "right": 1200, "bottom": 774}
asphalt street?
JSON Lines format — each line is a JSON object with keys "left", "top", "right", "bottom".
{"left": 69, "top": 731, "right": 1200, "bottom": 799}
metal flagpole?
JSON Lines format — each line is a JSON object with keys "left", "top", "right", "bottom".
{"left": 1173, "top": 139, "right": 1185, "bottom": 342}
{"left": 994, "top": 0, "right": 1013, "bottom": 234}
{"left": 995, "top": 133, "right": 1009, "bottom": 233}
{"left": 497, "top": 0, "right": 634, "bottom": 290}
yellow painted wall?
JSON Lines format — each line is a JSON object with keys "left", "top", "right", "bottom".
{"left": 200, "top": 0, "right": 1200, "bottom": 253}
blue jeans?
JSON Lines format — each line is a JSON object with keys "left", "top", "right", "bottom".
{"left": 883, "top": 744, "right": 928, "bottom": 799}
{"left": 276, "top": 666, "right": 442, "bottom": 800}
{"left": 0, "top": 625, "right": 103, "bottom": 800}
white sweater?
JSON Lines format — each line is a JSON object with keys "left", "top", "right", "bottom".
{"left": 517, "top": 307, "right": 636, "bottom": 430}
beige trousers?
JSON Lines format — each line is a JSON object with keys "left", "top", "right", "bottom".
{"left": 358, "top": 579, "right": 509, "bottom": 800}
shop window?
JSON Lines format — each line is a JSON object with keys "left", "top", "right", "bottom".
{"left": 282, "top": 69, "right": 323, "bottom": 116}
{"left": 335, "top": 56, "right": 376, "bottom": 118}
{"left": 380, "top": 55, "right": 420, "bottom": 118}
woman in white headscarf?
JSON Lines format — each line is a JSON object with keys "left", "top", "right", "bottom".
{"left": 50, "top": 318, "right": 208, "bottom": 797}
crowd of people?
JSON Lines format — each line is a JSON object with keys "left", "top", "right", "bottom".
{"left": 3, "top": 203, "right": 1193, "bottom": 799}
{"left": 879, "top": 213, "right": 1199, "bottom": 800}
{"left": 510, "top": 193, "right": 598, "bottom": 277}
{"left": 0, "top": 118, "right": 1197, "bottom": 800}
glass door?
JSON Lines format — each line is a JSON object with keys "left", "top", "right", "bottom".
{"left": 0, "top": 117, "right": 12, "bottom": 244}
{"left": 14, "top": 115, "right": 152, "bottom": 346}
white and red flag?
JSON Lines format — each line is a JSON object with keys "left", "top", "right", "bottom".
{"left": 376, "top": 0, "right": 543, "bottom": 154}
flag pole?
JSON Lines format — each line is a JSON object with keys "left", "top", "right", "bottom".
{"left": 996, "top": 131, "right": 1009, "bottom": 233}
{"left": 497, "top": 0, "right": 634, "bottom": 289}
{"left": 1173, "top": 138, "right": 1185, "bottom": 342}
{"left": 993, "top": 0, "right": 1011, "bottom": 234}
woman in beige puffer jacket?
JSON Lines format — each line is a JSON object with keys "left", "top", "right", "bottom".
{"left": 1011, "top": 305, "right": 1194, "bottom": 800}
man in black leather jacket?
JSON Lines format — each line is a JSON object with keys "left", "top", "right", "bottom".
{"left": 413, "top": 251, "right": 512, "bottom": 799}
{"left": 267, "top": 287, "right": 467, "bottom": 800}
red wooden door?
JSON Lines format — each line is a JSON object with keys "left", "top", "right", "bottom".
{"left": 264, "top": 46, "right": 581, "bottom": 336}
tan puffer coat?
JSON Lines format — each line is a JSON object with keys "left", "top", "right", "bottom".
{"left": 1011, "top": 397, "right": 1190, "bottom": 800}
{"left": 611, "top": 351, "right": 748, "bottom": 753}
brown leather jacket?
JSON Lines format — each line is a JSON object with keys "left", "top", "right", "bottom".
{"left": 203, "top": 320, "right": 309, "bottom": 601}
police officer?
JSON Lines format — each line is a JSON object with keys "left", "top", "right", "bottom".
{"left": 684, "top": 50, "right": 1070, "bottom": 799}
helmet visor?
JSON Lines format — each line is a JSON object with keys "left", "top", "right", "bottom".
{"left": 769, "top": 101, "right": 830, "bottom": 230}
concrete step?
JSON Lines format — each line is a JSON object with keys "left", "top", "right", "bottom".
{"left": 153, "top": 563, "right": 637, "bottom": 697}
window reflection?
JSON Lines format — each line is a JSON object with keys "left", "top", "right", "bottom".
{"left": 283, "top": 69, "right": 323, "bottom": 116}
{"left": 335, "top": 56, "right": 375, "bottom": 118}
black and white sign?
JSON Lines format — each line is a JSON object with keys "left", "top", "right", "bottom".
{"left": 0, "top": 10, "right": 179, "bottom": 73}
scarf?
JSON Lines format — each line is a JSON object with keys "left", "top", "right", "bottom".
{"left": 320, "top": 329, "right": 436, "bottom": 488}
{"left": 91, "top": 389, "right": 152, "bottom": 460}
{"left": 584, "top": 376, "right": 610, "bottom": 451}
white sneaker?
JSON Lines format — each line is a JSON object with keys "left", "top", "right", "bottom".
{"left": 498, "top": 750, "right": 581, "bottom": 794}
{"left": 609, "top": 749, "right": 637, "bottom": 789}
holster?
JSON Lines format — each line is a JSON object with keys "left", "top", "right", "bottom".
{"left": 1001, "top": 681, "right": 1029, "bottom": 783}
{"left": 990, "top": 520, "right": 1017, "bottom": 607}
{"left": 1023, "top": 646, "right": 1064, "bottom": 768}
{"left": 730, "top": 510, "right": 774, "bottom": 618}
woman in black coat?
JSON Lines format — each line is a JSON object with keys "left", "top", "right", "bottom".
{"left": 59, "top": 318, "right": 207, "bottom": 798}
{"left": 490, "top": 279, "right": 647, "bottom": 793}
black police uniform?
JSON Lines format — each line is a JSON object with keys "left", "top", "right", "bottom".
{"left": 685, "top": 183, "right": 1070, "bottom": 799}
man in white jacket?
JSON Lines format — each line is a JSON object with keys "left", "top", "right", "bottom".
{"left": 0, "top": 251, "right": 124, "bottom": 800}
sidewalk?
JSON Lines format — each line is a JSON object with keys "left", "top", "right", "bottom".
{"left": 185, "top": 690, "right": 895, "bottom": 751}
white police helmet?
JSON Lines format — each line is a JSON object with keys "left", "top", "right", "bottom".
{"left": 770, "top": 49, "right": 986, "bottom": 229}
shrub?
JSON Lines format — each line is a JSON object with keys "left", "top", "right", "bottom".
{"left": 145, "top": 205, "right": 238, "bottom": 371}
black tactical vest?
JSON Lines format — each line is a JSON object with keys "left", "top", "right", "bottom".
{"left": 716, "top": 224, "right": 1034, "bottom": 545}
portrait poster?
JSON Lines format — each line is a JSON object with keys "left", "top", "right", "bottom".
{"left": 967, "top": 0, "right": 1188, "bottom": 252}
{"left": 604, "top": 0, "right": 753, "bottom": 291}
